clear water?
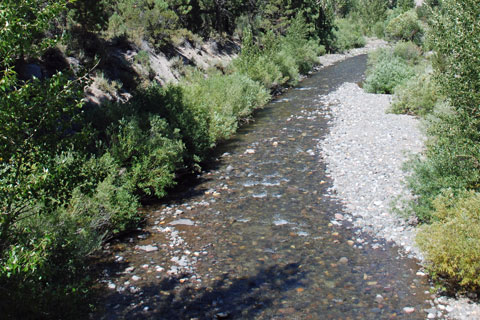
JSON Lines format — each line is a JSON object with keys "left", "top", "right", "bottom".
{"left": 97, "top": 55, "right": 432, "bottom": 319}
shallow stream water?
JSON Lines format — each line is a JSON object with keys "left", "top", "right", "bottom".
{"left": 97, "top": 55, "right": 433, "bottom": 319}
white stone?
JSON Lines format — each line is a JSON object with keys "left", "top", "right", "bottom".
{"left": 137, "top": 245, "right": 159, "bottom": 252}
{"left": 403, "top": 307, "right": 415, "bottom": 314}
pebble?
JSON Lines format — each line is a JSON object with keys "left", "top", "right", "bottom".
{"left": 137, "top": 245, "right": 159, "bottom": 252}
{"left": 273, "top": 219, "right": 289, "bottom": 226}
{"left": 129, "top": 286, "right": 140, "bottom": 294}
{"left": 132, "top": 275, "right": 141, "bottom": 281}
{"left": 375, "top": 294, "right": 384, "bottom": 304}
{"left": 338, "top": 257, "right": 348, "bottom": 264}
{"left": 244, "top": 149, "right": 255, "bottom": 154}
{"left": 169, "top": 219, "right": 195, "bottom": 226}
{"left": 403, "top": 307, "right": 415, "bottom": 314}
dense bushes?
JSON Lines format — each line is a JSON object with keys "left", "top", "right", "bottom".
{"left": 363, "top": 44, "right": 420, "bottom": 94}
{"left": 405, "top": 105, "right": 480, "bottom": 222}
{"left": 407, "top": 0, "right": 480, "bottom": 222}
{"left": 180, "top": 72, "right": 270, "bottom": 142}
{"left": 364, "top": 55, "right": 414, "bottom": 94}
{"left": 390, "top": 66, "right": 441, "bottom": 116}
{"left": 396, "top": 0, "right": 480, "bottom": 291}
{"left": 387, "top": 41, "right": 439, "bottom": 116}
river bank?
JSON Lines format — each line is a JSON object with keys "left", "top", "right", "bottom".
{"left": 320, "top": 82, "right": 480, "bottom": 318}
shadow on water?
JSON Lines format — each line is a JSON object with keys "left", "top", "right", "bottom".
{"left": 101, "top": 263, "right": 305, "bottom": 319}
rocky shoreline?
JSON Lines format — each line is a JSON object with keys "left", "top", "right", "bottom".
{"left": 319, "top": 46, "right": 480, "bottom": 319}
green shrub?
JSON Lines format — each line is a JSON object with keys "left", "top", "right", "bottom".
{"left": 385, "top": 9, "right": 424, "bottom": 45}
{"left": 0, "top": 225, "right": 95, "bottom": 319}
{"left": 273, "top": 49, "right": 300, "bottom": 85}
{"left": 390, "top": 65, "right": 441, "bottom": 116}
{"left": 372, "top": 20, "right": 386, "bottom": 38}
{"left": 416, "top": 2, "right": 433, "bottom": 21}
{"left": 0, "top": 151, "right": 137, "bottom": 319}
{"left": 332, "top": 18, "right": 366, "bottom": 52}
{"left": 66, "top": 166, "right": 140, "bottom": 235}
{"left": 417, "top": 190, "right": 480, "bottom": 291}
{"left": 233, "top": 37, "right": 286, "bottom": 89}
{"left": 406, "top": 104, "right": 480, "bottom": 221}
{"left": 108, "top": 115, "right": 184, "bottom": 198}
{"left": 290, "top": 39, "right": 325, "bottom": 74}
{"left": 95, "top": 84, "right": 212, "bottom": 163}
{"left": 180, "top": 72, "right": 270, "bottom": 142}
{"left": 364, "top": 50, "right": 415, "bottom": 94}
{"left": 393, "top": 41, "right": 422, "bottom": 64}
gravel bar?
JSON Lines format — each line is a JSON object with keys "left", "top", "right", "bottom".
{"left": 319, "top": 80, "right": 480, "bottom": 319}
{"left": 321, "top": 83, "right": 424, "bottom": 257}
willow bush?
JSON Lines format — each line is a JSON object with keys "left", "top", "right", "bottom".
{"left": 408, "top": 0, "right": 480, "bottom": 290}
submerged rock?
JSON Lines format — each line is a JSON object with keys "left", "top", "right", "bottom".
{"left": 169, "top": 219, "right": 195, "bottom": 226}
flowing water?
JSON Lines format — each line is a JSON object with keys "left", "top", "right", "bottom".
{"left": 97, "top": 55, "right": 433, "bottom": 319}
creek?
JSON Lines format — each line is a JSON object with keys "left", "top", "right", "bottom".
{"left": 97, "top": 55, "right": 433, "bottom": 319}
